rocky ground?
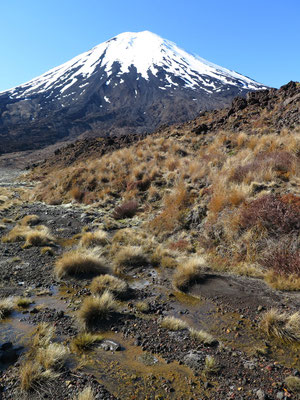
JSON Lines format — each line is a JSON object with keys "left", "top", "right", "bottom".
{"left": 0, "top": 169, "right": 299, "bottom": 399}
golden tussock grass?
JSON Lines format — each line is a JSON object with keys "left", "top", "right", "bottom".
{"left": 40, "top": 246, "right": 55, "bottom": 256}
{"left": 77, "top": 386, "right": 95, "bottom": 400}
{"left": 19, "top": 360, "right": 59, "bottom": 391}
{"left": 189, "top": 328, "right": 216, "bottom": 345}
{"left": 71, "top": 333, "right": 103, "bottom": 352}
{"left": 285, "top": 376, "right": 300, "bottom": 393}
{"left": 20, "top": 214, "right": 40, "bottom": 226}
{"left": 90, "top": 274, "right": 128, "bottom": 298}
{"left": 78, "top": 291, "right": 118, "bottom": 331}
{"left": 113, "top": 246, "right": 148, "bottom": 273}
{"left": 2, "top": 224, "right": 54, "bottom": 247}
{"left": 35, "top": 343, "right": 69, "bottom": 370}
{"left": 0, "top": 297, "right": 15, "bottom": 319}
{"left": 264, "top": 270, "right": 300, "bottom": 291}
{"left": 151, "top": 245, "right": 179, "bottom": 268}
{"left": 15, "top": 297, "right": 32, "bottom": 308}
{"left": 55, "top": 249, "right": 110, "bottom": 278}
{"left": 135, "top": 301, "right": 149, "bottom": 313}
{"left": 23, "top": 225, "right": 54, "bottom": 247}
{"left": 79, "top": 229, "right": 109, "bottom": 248}
{"left": 203, "top": 355, "right": 219, "bottom": 375}
{"left": 31, "top": 323, "right": 56, "bottom": 348}
{"left": 150, "top": 184, "right": 190, "bottom": 233}
{"left": 161, "top": 316, "right": 189, "bottom": 331}
{"left": 19, "top": 323, "right": 68, "bottom": 392}
{"left": 172, "top": 257, "right": 207, "bottom": 291}
{"left": 260, "top": 308, "right": 300, "bottom": 342}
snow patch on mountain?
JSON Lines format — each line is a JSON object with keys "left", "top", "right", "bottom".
{"left": 1, "top": 31, "right": 266, "bottom": 100}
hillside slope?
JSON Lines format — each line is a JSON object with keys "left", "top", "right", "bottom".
{"left": 31, "top": 81, "right": 300, "bottom": 290}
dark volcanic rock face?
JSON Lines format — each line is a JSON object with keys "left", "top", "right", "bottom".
{"left": 0, "top": 31, "right": 267, "bottom": 154}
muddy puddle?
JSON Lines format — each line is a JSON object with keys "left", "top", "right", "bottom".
{"left": 82, "top": 332, "right": 204, "bottom": 400}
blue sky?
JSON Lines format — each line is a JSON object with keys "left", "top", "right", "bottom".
{"left": 0, "top": 0, "right": 299, "bottom": 91}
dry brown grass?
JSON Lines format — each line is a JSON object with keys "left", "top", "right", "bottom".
{"left": 173, "top": 257, "right": 207, "bottom": 291}
{"left": 285, "top": 376, "right": 300, "bottom": 393}
{"left": 161, "top": 316, "right": 189, "bottom": 331}
{"left": 19, "top": 360, "right": 59, "bottom": 391}
{"left": 20, "top": 214, "right": 40, "bottom": 226}
{"left": 2, "top": 224, "right": 54, "bottom": 247}
{"left": 55, "top": 249, "right": 110, "bottom": 278}
{"left": 77, "top": 387, "right": 95, "bottom": 400}
{"left": 16, "top": 297, "right": 32, "bottom": 308}
{"left": 264, "top": 270, "right": 300, "bottom": 291}
{"left": 35, "top": 343, "right": 69, "bottom": 370}
{"left": 78, "top": 291, "right": 118, "bottom": 331}
{"left": 19, "top": 322, "right": 68, "bottom": 392}
{"left": 79, "top": 229, "right": 109, "bottom": 248}
{"left": 189, "top": 328, "right": 216, "bottom": 345}
{"left": 260, "top": 309, "right": 300, "bottom": 342}
{"left": 0, "top": 297, "right": 15, "bottom": 319}
{"left": 71, "top": 333, "right": 103, "bottom": 352}
{"left": 28, "top": 112, "right": 299, "bottom": 289}
{"left": 90, "top": 274, "right": 128, "bottom": 298}
{"left": 113, "top": 246, "right": 148, "bottom": 273}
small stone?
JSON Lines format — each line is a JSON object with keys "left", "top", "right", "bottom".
{"left": 256, "top": 389, "right": 266, "bottom": 400}
{"left": 257, "top": 305, "right": 263, "bottom": 312}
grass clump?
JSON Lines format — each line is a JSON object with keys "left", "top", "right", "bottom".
{"left": 35, "top": 343, "right": 69, "bottom": 370}
{"left": 16, "top": 297, "right": 32, "bottom": 308}
{"left": 0, "top": 297, "right": 15, "bottom": 319}
{"left": 55, "top": 249, "right": 110, "bottom": 278}
{"left": 71, "top": 333, "right": 103, "bottom": 352}
{"left": 135, "top": 301, "right": 149, "bottom": 313}
{"left": 77, "top": 386, "right": 95, "bottom": 400}
{"left": 173, "top": 257, "right": 207, "bottom": 291}
{"left": 260, "top": 309, "right": 300, "bottom": 342}
{"left": 20, "top": 360, "right": 59, "bottom": 391}
{"left": 78, "top": 291, "right": 118, "bottom": 331}
{"left": 189, "top": 328, "right": 216, "bottom": 345}
{"left": 40, "top": 246, "right": 55, "bottom": 256}
{"left": 90, "top": 274, "right": 128, "bottom": 299}
{"left": 114, "top": 246, "right": 148, "bottom": 273}
{"left": 285, "top": 376, "right": 300, "bottom": 393}
{"left": 79, "top": 229, "right": 109, "bottom": 248}
{"left": 31, "top": 323, "right": 55, "bottom": 348}
{"left": 19, "top": 323, "right": 68, "bottom": 392}
{"left": 203, "top": 355, "right": 219, "bottom": 375}
{"left": 161, "top": 316, "right": 188, "bottom": 331}
{"left": 2, "top": 224, "right": 54, "bottom": 247}
{"left": 20, "top": 214, "right": 40, "bottom": 226}
{"left": 23, "top": 226, "right": 54, "bottom": 247}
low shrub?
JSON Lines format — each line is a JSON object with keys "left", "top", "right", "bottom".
{"left": 112, "top": 200, "right": 139, "bottom": 219}
{"left": 240, "top": 194, "right": 300, "bottom": 235}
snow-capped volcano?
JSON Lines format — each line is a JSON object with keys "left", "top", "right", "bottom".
{"left": 0, "top": 31, "right": 267, "bottom": 154}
